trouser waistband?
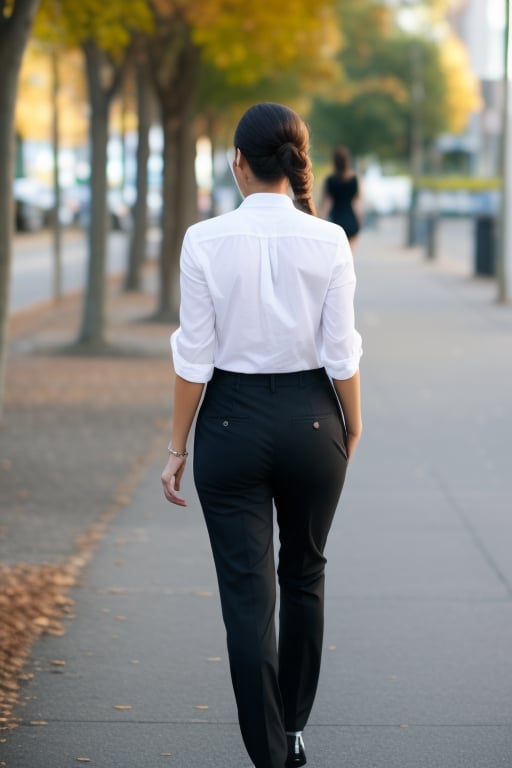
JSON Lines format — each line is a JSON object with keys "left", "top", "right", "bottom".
{"left": 212, "top": 367, "right": 326, "bottom": 390}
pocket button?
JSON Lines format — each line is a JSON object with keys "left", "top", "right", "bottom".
{"left": 313, "top": 421, "right": 320, "bottom": 430}
{"left": 222, "top": 420, "right": 229, "bottom": 427}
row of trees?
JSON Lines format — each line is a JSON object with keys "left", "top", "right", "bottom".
{"left": 0, "top": 0, "right": 480, "bottom": 416}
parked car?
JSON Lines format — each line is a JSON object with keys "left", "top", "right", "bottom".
{"left": 75, "top": 185, "right": 132, "bottom": 231}
{"left": 361, "top": 166, "right": 412, "bottom": 216}
{"left": 123, "top": 184, "right": 163, "bottom": 227}
{"left": 13, "top": 177, "right": 79, "bottom": 232}
{"left": 13, "top": 178, "right": 51, "bottom": 231}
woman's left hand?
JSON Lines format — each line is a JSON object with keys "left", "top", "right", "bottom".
{"left": 161, "top": 455, "right": 188, "bottom": 506}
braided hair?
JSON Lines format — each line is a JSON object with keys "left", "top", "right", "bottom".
{"left": 233, "top": 103, "right": 316, "bottom": 216}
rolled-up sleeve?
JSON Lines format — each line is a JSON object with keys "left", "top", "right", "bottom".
{"left": 170, "top": 232, "right": 216, "bottom": 383}
{"left": 320, "top": 235, "right": 363, "bottom": 380}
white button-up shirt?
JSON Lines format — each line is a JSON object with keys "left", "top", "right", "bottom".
{"left": 171, "top": 193, "right": 362, "bottom": 383}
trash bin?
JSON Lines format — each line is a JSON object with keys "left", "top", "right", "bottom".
{"left": 474, "top": 216, "right": 496, "bottom": 276}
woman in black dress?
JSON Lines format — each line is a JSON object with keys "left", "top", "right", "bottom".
{"left": 319, "top": 145, "right": 361, "bottom": 245}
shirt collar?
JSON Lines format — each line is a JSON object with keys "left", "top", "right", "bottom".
{"left": 240, "top": 193, "right": 295, "bottom": 209}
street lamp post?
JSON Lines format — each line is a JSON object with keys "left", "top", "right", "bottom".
{"left": 497, "top": 0, "right": 510, "bottom": 303}
{"left": 407, "top": 40, "right": 424, "bottom": 247}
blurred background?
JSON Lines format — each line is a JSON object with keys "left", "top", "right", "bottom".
{"left": 1, "top": 0, "right": 511, "bottom": 412}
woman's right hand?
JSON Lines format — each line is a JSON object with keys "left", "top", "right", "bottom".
{"left": 161, "top": 455, "right": 188, "bottom": 506}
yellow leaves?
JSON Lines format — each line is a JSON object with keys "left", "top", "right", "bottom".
{"left": 439, "top": 31, "right": 482, "bottom": 133}
{"left": 188, "top": 0, "right": 341, "bottom": 86}
{"left": 337, "top": 76, "right": 408, "bottom": 105}
{"left": 36, "top": 0, "right": 154, "bottom": 55}
{"left": 112, "top": 704, "right": 132, "bottom": 710}
{"left": 16, "top": 43, "right": 87, "bottom": 144}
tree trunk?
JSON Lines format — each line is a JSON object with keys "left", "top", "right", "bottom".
{"left": 0, "top": 0, "right": 41, "bottom": 418}
{"left": 51, "top": 48, "right": 63, "bottom": 301}
{"left": 76, "top": 41, "right": 113, "bottom": 349}
{"left": 157, "top": 112, "right": 180, "bottom": 320}
{"left": 125, "top": 57, "right": 151, "bottom": 292}
{"left": 177, "top": 101, "right": 198, "bottom": 235}
{"left": 157, "top": 102, "right": 198, "bottom": 321}
{"left": 148, "top": 17, "right": 200, "bottom": 321}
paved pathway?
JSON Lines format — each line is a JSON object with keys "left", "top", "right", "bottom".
{"left": 3, "top": 219, "right": 512, "bottom": 768}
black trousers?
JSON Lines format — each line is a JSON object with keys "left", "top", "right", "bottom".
{"left": 194, "top": 368, "right": 348, "bottom": 768}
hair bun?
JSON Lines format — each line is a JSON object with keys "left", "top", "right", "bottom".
{"left": 276, "top": 142, "right": 307, "bottom": 174}
{"left": 234, "top": 102, "right": 316, "bottom": 214}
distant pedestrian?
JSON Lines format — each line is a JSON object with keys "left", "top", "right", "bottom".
{"left": 319, "top": 145, "right": 361, "bottom": 246}
{"left": 161, "top": 103, "right": 362, "bottom": 768}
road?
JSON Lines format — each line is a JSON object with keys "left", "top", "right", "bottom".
{"left": 10, "top": 228, "right": 160, "bottom": 314}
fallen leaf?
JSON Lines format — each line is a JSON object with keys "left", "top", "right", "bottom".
{"left": 115, "top": 615, "right": 127, "bottom": 621}
{"left": 112, "top": 705, "right": 132, "bottom": 710}
{"left": 113, "top": 494, "right": 131, "bottom": 506}
{"left": 160, "top": 753, "right": 172, "bottom": 757}
{"left": 30, "top": 721, "right": 48, "bottom": 726}
{"left": 327, "top": 645, "right": 336, "bottom": 651}
{"left": 207, "top": 657, "right": 221, "bottom": 662}
{"left": 76, "top": 759, "right": 91, "bottom": 763}
{"left": 50, "top": 660, "right": 66, "bottom": 666}
{"left": 194, "top": 705, "right": 209, "bottom": 710}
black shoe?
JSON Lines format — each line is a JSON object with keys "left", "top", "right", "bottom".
{"left": 285, "top": 732, "right": 306, "bottom": 767}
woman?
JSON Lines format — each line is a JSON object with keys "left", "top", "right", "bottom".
{"left": 319, "top": 145, "right": 361, "bottom": 245}
{"left": 161, "top": 103, "right": 362, "bottom": 768}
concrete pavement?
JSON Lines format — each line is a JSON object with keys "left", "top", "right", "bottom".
{"left": 3, "top": 217, "right": 512, "bottom": 768}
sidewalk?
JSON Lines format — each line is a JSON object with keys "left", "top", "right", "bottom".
{"left": 2, "top": 218, "right": 512, "bottom": 768}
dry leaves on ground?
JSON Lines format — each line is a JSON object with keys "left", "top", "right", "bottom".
{"left": 0, "top": 562, "right": 76, "bottom": 729}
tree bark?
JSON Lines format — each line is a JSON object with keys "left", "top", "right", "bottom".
{"left": 77, "top": 41, "right": 110, "bottom": 348}
{"left": 158, "top": 112, "right": 180, "bottom": 319}
{"left": 148, "top": 15, "right": 200, "bottom": 321}
{"left": 51, "top": 48, "right": 63, "bottom": 302}
{"left": 76, "top": 41, "right": 126, "bottom": 349}
{"left": 125, "top": 56, "right": 152, "bottom": 292}
{"left": 0, "top": 0, "right": 41, "bottom": 417}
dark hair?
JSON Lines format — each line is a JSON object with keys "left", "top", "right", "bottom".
{"left": 234, "top": 102, "right": 316, "bottom": 216}
{"left": 333, "top": 145, "right": 352, "bottom": 176}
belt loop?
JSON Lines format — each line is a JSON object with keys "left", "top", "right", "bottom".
{"left": 270, "top": 374, "right": 276, "bottom": 393}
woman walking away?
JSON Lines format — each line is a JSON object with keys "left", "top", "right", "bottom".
{"left": 161, "top": 102, "right": 363, "bottom": 768}
{"left": 319, "top": 145, "right": 361, "bottom": 246}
